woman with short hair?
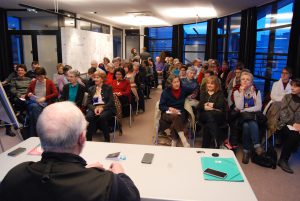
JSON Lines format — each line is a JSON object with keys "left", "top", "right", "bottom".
{"left": 60, "top": 69, "right": 86, "bottom": 107}
{"left": 159, "top": 75, "right": 192, "bottom": 147}
{"left": 233, "top": 71, "right": 264, "bottom": 164}
{"left": 86, "top": 71, "right": 116, "bottom": 142}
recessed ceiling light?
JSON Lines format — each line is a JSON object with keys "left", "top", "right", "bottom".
{"left": 163, "top": 7, "right": 217, "bottom": 18}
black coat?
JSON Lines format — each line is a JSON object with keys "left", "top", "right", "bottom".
{"left": 0, "top": 152, "right": 140, "bottom": 201}
{"left": 87, "top": 84, "right": 116, "bottom": 115}
{"left": 60, "top": 83, "right": 86, "bottom": 107}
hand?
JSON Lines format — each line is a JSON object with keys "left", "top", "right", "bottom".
{"left": 239, "top": 86, "right": 245, "bottom": 93}
{"left": 208, "top": 102, "right": 214, "bottom": 108}
{"left": 28, "top": 92, "right": 33, "bottom": 97}
{"left": 292, "top": 123, "right": 300, "bottom": 132}
{"left": 20, "top": 95, "right": 26, "bottom": 99}
{"left": 86, "top": 162, "right": 105, "bottom": 170}
{"left": 109, "top": 162, "right": 124, "bottom": 174}
{"left": 94, "top": 107, "right": 103, "bottom": 115}
{"left": 204, "top": 105, "right": 213, "bottom": 111}
{"left": 168, "top": 107, "right": 179, "bottom": 114}
{"left": 37, "top": 97, "right": 46, "bottom": 103}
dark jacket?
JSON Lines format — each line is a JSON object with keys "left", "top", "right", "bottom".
{"left": 198, "top": 90, "right": 225, "bottom": 112}
{"left": 60, "top": 83, "right": 86, "bottom": 107}
{"left": 159, "top": 87, "right": 192, "bottom": 112}
{"left": 0, "top": 152, "right": 140, "bottom": 201}
{"left": 87, "top": 84, "right": 116, "bottom": 115}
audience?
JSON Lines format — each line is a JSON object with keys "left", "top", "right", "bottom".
{"left": 276, "top": 78, "right": 300, "bottom": 174}
{"left": 25, "top": 61, "right": 39, "bottom": 79}
{"left": 86, "top": 71, "right": 116, "bottom": 142}
{"left": 0, "top": 101, "right": 140, "bottom": 201}
{"left": 233, "top": 71, "right": 264, "bottom": 164}
{"left": 159, "top": 75, "right": 192, "bottom": 147}
{"left": 60, "top": 69, "right": 86, "bottom": 107}
{"left": 198, "top": 75, "right": 225, "bottom": 148}
{"left": 26, "top": 67, "right": 58, "bottom": 137}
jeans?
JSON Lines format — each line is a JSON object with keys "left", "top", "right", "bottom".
{"left": 28, "top": 102, "right": 45, "bottom": 137}
{"left": 242, "top": 120, "right": 259, "bottom": 151}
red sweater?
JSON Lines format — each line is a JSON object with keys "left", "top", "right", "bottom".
{"left": 106, "top": 72, "right": 114, "bottom": 85}
{"left": 26, "top": 79, "right": 58, "bottom": 104}
{"left": 111, "top": 79, "right": 131, "bottom": 98}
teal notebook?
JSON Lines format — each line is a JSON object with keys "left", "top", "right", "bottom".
{"left": 201, "top": 157, "right": 244, "bottom": 182}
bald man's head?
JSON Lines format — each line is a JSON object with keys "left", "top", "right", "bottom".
{"left": 36, "top": 102, "right": 87, "bottom": 153}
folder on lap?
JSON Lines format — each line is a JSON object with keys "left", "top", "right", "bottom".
{"left": 201, "top": 157, "right": 244, "bottom": 182}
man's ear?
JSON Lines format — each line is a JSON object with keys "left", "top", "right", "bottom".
{"left": 78, "top": 132, "right": 86, "bottom": 146}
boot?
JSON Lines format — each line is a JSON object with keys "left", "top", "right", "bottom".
{"left": 178, "top": 132, "right": 190, "bottom": 148}
{"left": 171, "top": 140, "right": 178, "bottom": 147}
{"left": 6, "top": 127, "right": 16, "bottom": 137}
{"left": 278, "top": 159, "right": 294, "bottom": 174}
{"left": 242, "top": 151, "right": 250, "bottom": 164}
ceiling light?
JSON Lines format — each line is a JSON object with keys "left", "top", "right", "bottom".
{"left": 108, "top": 16, "right": 169, "bottom": 26}
{"left": 163, "top": 7, "right": 217, "bottom": 18}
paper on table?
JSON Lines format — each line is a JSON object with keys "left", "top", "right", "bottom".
{"left": 201, "top": 157, "right": 244, "bottom": 182}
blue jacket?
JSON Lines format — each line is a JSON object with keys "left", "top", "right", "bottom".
{"left": 159, "top": 87, "right": 192, "bottom": 112}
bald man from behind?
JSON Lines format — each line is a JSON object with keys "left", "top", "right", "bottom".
{"left": 0, "top": 101, "right": 140, "bottom": 201}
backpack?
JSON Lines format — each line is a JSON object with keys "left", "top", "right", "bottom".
{"left": 251, "top": 145, "right": 277, "bottom": 169}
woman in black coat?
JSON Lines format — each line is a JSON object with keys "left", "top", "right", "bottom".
{"left": 197, "top": 75, "right": 225, "bottom": 148}
{"left": 86, "top": 71, "right": 116, "bottom": 142}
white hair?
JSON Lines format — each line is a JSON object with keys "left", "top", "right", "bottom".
{"left": 36, "top": 101, "right": 87, "bottom": 152}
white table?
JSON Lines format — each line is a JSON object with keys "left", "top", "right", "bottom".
{"left": 0, "top": 137, "right": 257, "bottom": 201}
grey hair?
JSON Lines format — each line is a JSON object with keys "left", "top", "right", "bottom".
{"left": 36, "top": 101, "right": 87, "bottom": 152}
{"left": 186, "top": 67, "right": 196, "bottom": 74}
{"left": 106, "top": 63, "right": 114, "bottom": 70}
{"left": 241, "top": 71, "right": 254, "bottom": 82}
{"left": 132, "top": 62, "right": 140, "bottom": 67}
{"left": 68, "top": 69, "right": 80, "bottom": 77}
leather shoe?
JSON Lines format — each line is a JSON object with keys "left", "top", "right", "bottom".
{"left": 6, "top": 128, "right": 16, "bottom": 137}
{"left": 278, "top": 159, "right": 294, "bottom": 174}
{"left": 242, "top": 152, "right": 250, "bottom": 164}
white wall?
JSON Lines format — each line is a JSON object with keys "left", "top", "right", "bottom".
{"left": 60, "top": 27, "right": 113, "bottom": 73}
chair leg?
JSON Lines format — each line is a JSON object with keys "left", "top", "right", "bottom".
{"left": 112, "top": 116, "right": 117, "bottom": 143}
{"left": 129, "top": 104, "right": 132, "bottom": 127}
{"left": 136, "top": 101, "right": 139, "bottom": 115}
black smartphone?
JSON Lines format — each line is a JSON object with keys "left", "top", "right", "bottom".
{"left": 203, "top": 168, "right": 227, "bottom": 179}
{"left": 106, "top": 152, "right": 121, "bottom": 160}
{"left": 141, "top": 153, "right": 154, "bottom": 164}
{"left": 7, "top": 147, "right": 26, "bottom": 157}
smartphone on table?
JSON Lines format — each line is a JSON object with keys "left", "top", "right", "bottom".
{"left": 203, "top": 168, "right": 227, "bottom": 179}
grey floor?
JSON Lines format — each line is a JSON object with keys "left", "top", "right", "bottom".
{"left": 1, "top": 86, "right": 300, "bottom": 201}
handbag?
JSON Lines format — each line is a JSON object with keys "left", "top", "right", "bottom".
{"left": 251, "top": 146, "right": 277, "bottom": 169}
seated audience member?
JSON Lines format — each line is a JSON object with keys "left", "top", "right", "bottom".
{"left": 60, "top": 69, "right": 86, "bottom": 107}
{"left": 85, "top": 67, "right": 96, "bottom": 89}
{"left": 86, "top": 71, "right": 116, "bottom": 142}
{"left": 112, "top": 68, "right": 131, "bottom": 116}
{"left": 233, "top": 71, "right": 264, "bottom": 164}
{"left": 227, "top": 66, "right": 243, "bottom": 107}
{"left": 225, "top": 61, "right": 245, "bottom": 89}
{"left": 181, "top": 67, "right": 199, "bottom": 107}
{"left": 0, "top": 101, "right": 140, "bottom": 201}
{"left": 98, "top": 57, "right": 110, "bottom": 73}
{"left": 26, "top": 67, "right": 58, "bottom": 137}
{"left": 133, "top": 62, "right": 145, "bottom": 112}
{"left": 197, "top": 76, "right": 225, "bottom": 148}
{"left": 179, "top": 65, "right": 187, "bottom": 79}
{"left": 148, "top": 57, "right": 158, "bottom": 88}
{"left": 112, "top": 57, "right": 121, "bottom": 68}
{"left": 200, "top": 70, "right": 215, "bottom": 92}
{"left": 125, "top": 63, "right": 139, "bottom": 104}
{"left": 25, "top": 61, "right": 39, "bottom": 79}
{"left": 159, "top": 75, "right": 192, "bottom": 147}
{"left": 266, "top": 68, "right": 292, "bottom": 138}
{"left": 57, "top": 65, "right": 70, "bottom": 97}
{"left": 191, "top": 58, "right": 202, "bottom": 78}
{"left": 1, "top": 64, "right": 17, "bottom": 86}
{"left": 219, "top": 61, "right": 230, "bottom": 92}
{"left": 105, "top": 63, "right": 115, "bottom": 85}
{"left": 276, "top": 78, "right": 300, "bottom": 174}
{"left": 52, "top": 63, "right": 64, "bottom": 86}
{"left": 155, "top": 56, "right": 164, "bottom": 75}
{"left": 5, "top": 64, "right": 31, "bottom": 137}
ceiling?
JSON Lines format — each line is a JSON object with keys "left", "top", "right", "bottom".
{"left": 1, "top": 0, "right": 272, "bottom": 28}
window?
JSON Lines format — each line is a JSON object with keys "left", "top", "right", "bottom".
{"left": 253, "top": 0, "right": 294, "bottom": 97}
{"left": 7, "top": 16, "right": 21, "bottom": 30}
{"left": 183, "top": 22, "right": 207, "bottom": 64}
{"left": 217, "top": 13, "right": 241, "bottom": 69}
{"left": 148, "top": 27, "right": 173, "bottom": 59}
{"left": 113, "top": 28, "right": 123, "bottom": 58}
{"left": 254, "top": 0, "right": 294, "bottom": 81}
